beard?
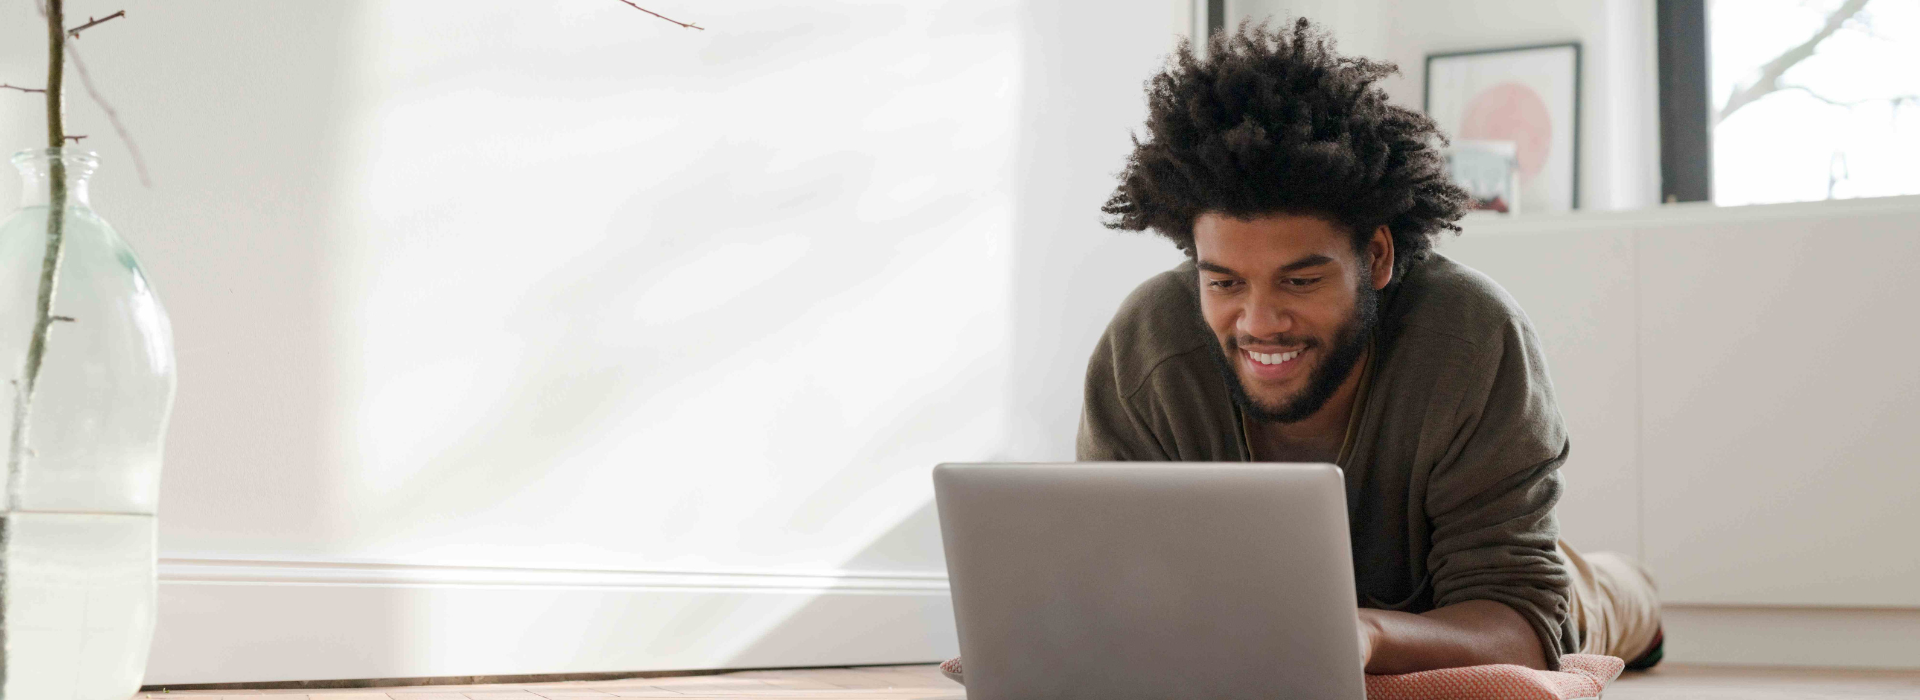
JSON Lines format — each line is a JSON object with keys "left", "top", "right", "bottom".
{"left": 1206, "top": 281, "right": 1379, "bottom": 424}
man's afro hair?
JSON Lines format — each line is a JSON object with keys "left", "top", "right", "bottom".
{"left": 1102, "top": 18, "right": 1470, "bottom": 277}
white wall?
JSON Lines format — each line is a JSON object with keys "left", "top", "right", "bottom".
{"left": 3, "top": 0, "right": 1020, "bottom": 684}
{"left": 1235, "top": 0, "right": 1662, "bottom": 212}
{"left": 1228, "top": 0, "right": 1387, "bottom": 58}
{"left": 1004, "top": 2, "right": 1191, "bottom": 462}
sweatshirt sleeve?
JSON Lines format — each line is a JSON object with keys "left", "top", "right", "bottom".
{"left": 1422, "top": 315, "right": 1576, "bottom": 668}
{"left": 1075, "top": 328, "right": 1170, "bottom": 462}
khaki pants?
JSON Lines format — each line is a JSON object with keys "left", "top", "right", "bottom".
{"left": 1560, "top": 540, "right": 1663, "bottom": 659}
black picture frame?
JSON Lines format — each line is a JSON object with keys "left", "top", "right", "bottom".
{"left": 1424, "top": 42, "right": 1583, "bottom": 212}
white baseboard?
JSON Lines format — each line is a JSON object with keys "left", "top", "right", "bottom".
{"left": 146, "top": 558, "right": 957, "bottom": 686}
{"left": 1662, "top": 604, "right": 1920, "bottom": 669}
{"left": 150, "top": 560, "right": 1920, "bottom": 684}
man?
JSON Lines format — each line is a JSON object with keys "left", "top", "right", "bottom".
{"left": 1083, "top": 20, "right": 1661, "bottom": 673}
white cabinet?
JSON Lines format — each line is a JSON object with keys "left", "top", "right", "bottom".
{"left": 1637, "top": 205, "right": 1920, "bottom": 607}
{"left": 1446, "top": 197, "right": 1920, "bottom": 608}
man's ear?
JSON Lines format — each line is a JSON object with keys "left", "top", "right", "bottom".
{"left": 1368, "top": 225, "right": 1395, "bottom": 290}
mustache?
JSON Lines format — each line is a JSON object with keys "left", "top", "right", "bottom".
{"left": 1226, "top": 335, "right": 1320, "bottom": 349}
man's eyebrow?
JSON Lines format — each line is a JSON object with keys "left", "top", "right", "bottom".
{"left": 1199, "top": 254, "right": 1335, "bottom": 276}
{"left": 1196, "top": 260, "right": 1237, "bottom": 275}
{"left": 1277, "top": 254, "right": 1335, "bottom": 273}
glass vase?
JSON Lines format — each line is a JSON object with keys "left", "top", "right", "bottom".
{"left": 0, "top": 148, "right": 175, "bottom": 699}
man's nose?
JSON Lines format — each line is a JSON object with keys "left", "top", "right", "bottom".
{"left": 1239, "top": 293, "right": 1292, "bottom": 340}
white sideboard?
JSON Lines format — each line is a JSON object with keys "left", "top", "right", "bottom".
{"left": 1444, "top": 196, "right": 1920, "bottom": 666}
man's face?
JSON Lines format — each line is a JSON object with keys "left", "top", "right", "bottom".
{"left": 1194, "top": 212, "right": 1393, "bottom": 424}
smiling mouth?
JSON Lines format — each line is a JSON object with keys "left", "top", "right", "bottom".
{"left": 1243, "top": 348, "right": 1303, "bottom": 366}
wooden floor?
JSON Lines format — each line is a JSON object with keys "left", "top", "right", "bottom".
{"left": 147, "top": 663, "right": 1920, "bottom": 700}
{"left": 1610, "top": 664, "right": 1920, "bottom": 699}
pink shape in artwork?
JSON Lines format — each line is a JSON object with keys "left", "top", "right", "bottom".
{"left": 1459, "top": 82, "right": 1552, "bottom": 182}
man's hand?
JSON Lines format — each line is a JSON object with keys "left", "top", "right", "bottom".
{"left": 1355, "top": 600, "right": 1548, "bottom": 675}
{"left": 1356, "top": 610, "right": 1379, "bottom": 670}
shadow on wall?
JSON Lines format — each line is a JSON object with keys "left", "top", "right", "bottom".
{"left": 331, "top": 0, "right": 1018, "bottom": 571}
{"left": 136, "top": 0, "right": 416, "bottom": 682}
{"left": 0, "top": 0, "right": 369, "bottom": 559}
{"left": 725, "top": 499, "right": 957, "bottom": 668}
{"left": 343, "top": 135, "right": 1001, "bottom": 557}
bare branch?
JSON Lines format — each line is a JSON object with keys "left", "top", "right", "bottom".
{"left": 67, "top": 10, "right": 125, "bottom": 38}
{"left": 1716, "top": 0, "right": 1870, "bottom": 124}
{"left": 1, "top": 83, "right": 47, "bottom": 94}
{"left": 62, "top": 135, "right": 86, "bottom": 142}
{"left": 64, "top": 43, "right": 152, "bottom": 187}
{"left": 1778, "top": 84, "right": 1920, "bottom": 109}
{"left": 610, "top": 0, "right": 703, "bottom": 30}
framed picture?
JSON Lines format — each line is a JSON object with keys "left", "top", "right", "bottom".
{"left": 1425, "top": 43, "right": 1581, "bottom": 215}
{"left": 1446, "top": 140, "right": 1521, "bottom": 214}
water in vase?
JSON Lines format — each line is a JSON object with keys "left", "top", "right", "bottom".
{"left": 3, "top": 512, "right": 157, "bottom": 699}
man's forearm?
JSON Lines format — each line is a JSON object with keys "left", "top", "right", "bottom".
{"left": 1359, "top": 599, "right": 1548, "bottom": 674}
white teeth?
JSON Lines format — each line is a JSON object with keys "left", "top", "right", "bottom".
{"left": 1248, "top": 349, "right": 1303, "bottom": 366}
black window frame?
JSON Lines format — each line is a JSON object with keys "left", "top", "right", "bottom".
{"left": 1657, "top": 0, "right": 1713, "bottom": 203}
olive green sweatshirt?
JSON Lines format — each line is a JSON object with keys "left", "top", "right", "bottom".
{"left": 1077, "top": 253, "right": 1576, "bottom": 665}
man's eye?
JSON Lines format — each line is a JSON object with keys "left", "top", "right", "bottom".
{"left": 1207, "top": 279, "right": 1240, "bottom": 290}
{"left": 1285, "top": 277, "right": 1321, "bottom": 287}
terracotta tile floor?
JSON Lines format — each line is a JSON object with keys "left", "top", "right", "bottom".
{"left": 143, "top": 662, "right": 1920, "bottom": 699}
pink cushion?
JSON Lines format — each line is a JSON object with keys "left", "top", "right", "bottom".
{"left": 1366, "top": 654, "right": 1625, "bottom": 700}
{"left": 938, "top": 654, "right": 1625, "bottom": 699}
{"left": 938, "top": 656, "right": 965, "bottom": 683}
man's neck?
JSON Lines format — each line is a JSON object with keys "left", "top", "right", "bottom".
{"left": 1246, "top": 345, "right": 1370, "bottom": 463}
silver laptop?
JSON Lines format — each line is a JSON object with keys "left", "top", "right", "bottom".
{"left": 934, "top": 462, "right": 1366, "bottom": 700}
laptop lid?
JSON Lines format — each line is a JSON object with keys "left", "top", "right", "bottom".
{"left": 934, "top": 462, "right": 1366, "bottom": 700}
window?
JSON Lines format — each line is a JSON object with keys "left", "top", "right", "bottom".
{"left": 1709, "top": 0, "right": 1920, "bottom": 206}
